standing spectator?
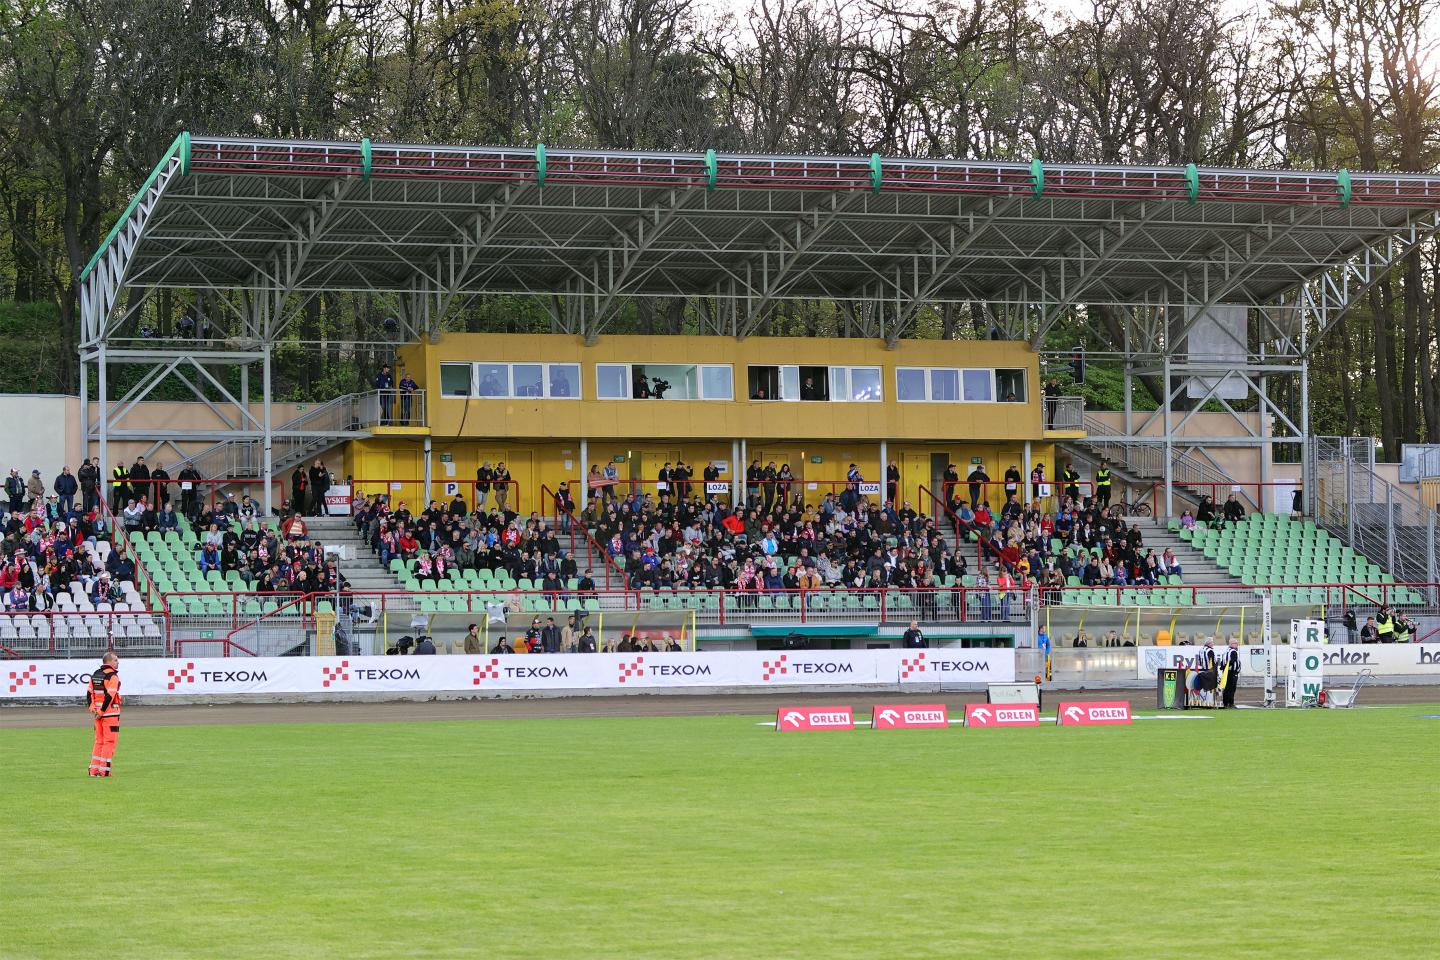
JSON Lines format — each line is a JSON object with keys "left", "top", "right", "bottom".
{"left": 554, "top": 481, "right": 574, "bottom": 534}
{"left": 150, "top": 462, "right": 171, "bottom": 508}
{"left": 902, "top": 620, "right": 927, "bottom": 648}
{"left": 463, "top": 623, "right": 483, "bottom": 654}
{"left": 25, "top": 469, "right": 44, "bottom": 510}
{"left": 78, "top": 458, "right": 100, "bottom": 513}
{"left": 1002, "top": 464, "right": 1020, "bottom": 503}
{"left": 53, "top": 466, "right": 78, "bottom": 516}
{"left": 290, "top": 465, "right": 308, "bottom": 517}
{"left": 127, "top": 456, "right": 151, "bottom": 505}
{"left": 540, "top": 616, "right": 561, "bottom": 653}
{"left": 1030, "top": 461, "right": 1046, "bottom": 501}
{"left": 178, "top": 463, "right": 202, "bottom": 520}
{"left": 969, "top": 463, "right": 991, "bottom": 506}
{"left": 493, "top": 461, "right": 512, "bottom": 513}
{"left": 476, "top": 461, "right": 493, "bottom": 511}
{"left": 109, "top": 460, "right": 128, "bottom": 512}
{"left": 745, "top": 459, "right": 762, "bottom": 506}
{"left": 375, "top": 364, "right": 395, "bottom": 423}
{"left": 1062, "top": 462, "right": 1080, "bottom": 503}
{"left": 398, "top": 370, "right": 418, "bottom": 424}
{"left": 1094, "top": 460, "right": 1112, "bottom": 508}
{"left": 776, "top": 464, "right": 794, "bottom": 509}
{"left": 1044, "top": 376, "right": 1061, "bottom": 428}
{"left": 942, "top": 462, "right": 959, "bottom": 503}
{"left": 308, "top": 460, "right": 332, "bottom": 517}
{"left": 761, "top": 461, "right": 778, "bottom": 512}
{"left": 886, "top": 459, "right": 900, "bottom": 505}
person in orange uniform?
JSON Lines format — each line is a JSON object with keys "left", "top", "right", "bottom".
{"left": 86, "top": 652, "right": 122, "bottom": 777}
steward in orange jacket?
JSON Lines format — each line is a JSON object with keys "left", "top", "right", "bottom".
{"left": 86, "top": 652, "right": 122, "bottom": 777}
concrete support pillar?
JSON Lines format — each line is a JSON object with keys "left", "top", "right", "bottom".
{"left": 262, "top": 345, "right": 274, "bottom": 517}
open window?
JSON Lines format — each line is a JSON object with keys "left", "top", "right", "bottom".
{"left": 996, "top": 369, "right": 1026, "bottom": 402}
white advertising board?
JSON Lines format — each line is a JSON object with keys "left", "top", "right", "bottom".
{"left": 1, "top": 648, "right": 1014, "bottom": 699}
{"left": 1136, "top": 643, "right": 1440, "bottom": 680}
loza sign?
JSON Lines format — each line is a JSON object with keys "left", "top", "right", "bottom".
{"left": 857, "top": 482, "right": 882, "bottom": 496}
{"left": 871, "top": 703, "right": 949, "bottom": 729}
{"left": 1056, "top": 700, "right": 1133, "bottom": 726}
{"left": 705, "top": 481, "right": 730, "bottom": 495}
{"left": 964, "top": 703, "right": 1040, "bottom": 727}
{"left": 776, "top": 705, "right": 855, "bottom": 731}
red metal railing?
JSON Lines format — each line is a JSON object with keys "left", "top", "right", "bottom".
{"left": 348, "top": 478, "right": 520, "bottom": 516}
{"left": 182, "top": 139, "right": 1440, "bottom": 207}
{"left": 541, "top": 484, "right": 625, "bottom": 589}
{"left": 1149, "top": 480, "right": 1305, "bottom": 518}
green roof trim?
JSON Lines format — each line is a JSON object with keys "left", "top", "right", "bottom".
{"left": 535, "top": 143, "right": 547, "bottom": 186}
{"left": 1029, "top": 158, "right": 1044, "bottom": 199}
{"left": 1185, "top": 163, "right": 1199, "bottom": 202}
{"left": 180, "top": 131, "right": 191, "bottom": 176}
{"left": 869, "top": 152, "right": 882, "bottom": 193}
{"left": 80, "top": 131, "right": 187, "bottom": 282}
{"left": 705, "top": 148, "right": 717, "bottom": 191}
{"left": 1337, "top": 168, "right": 1352, "bottom": 206}
{"left": 360, "top": 137, "right": 372, "bottom": 180}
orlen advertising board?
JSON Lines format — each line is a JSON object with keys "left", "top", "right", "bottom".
{"left": 1, "top": 648, "right": 1013, "bottom": 699}
{"left": 1136, "top": 643, "right": 1440, "bottom": 680}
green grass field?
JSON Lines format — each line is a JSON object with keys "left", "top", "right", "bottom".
{"left": 3, "top": 705, "right": 1438, "bottom": 959}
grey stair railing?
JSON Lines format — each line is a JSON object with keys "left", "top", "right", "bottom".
{"left": 170, "top": 390, "right": 421, "bottom": 484}
{"left": 1070, "top": 415, "right": 1247, "bottom": 511}
{"left": 1311, "top": 436, "right": 1439, "bottom": 590}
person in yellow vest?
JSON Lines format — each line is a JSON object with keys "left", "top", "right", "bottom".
{"left": 1062, "top": 462, "right": 1081, "bottom": 504}
{"left": 110, "top": 463, "right": 129, "bottom": 513}
{"left": 1095, "top": 460, "right": 1112, "bottom": 508}
{"left": 1374, "top": 606, "right": 1394, "bottom": 642}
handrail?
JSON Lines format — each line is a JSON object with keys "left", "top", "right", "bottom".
{"left": 541, "top": 483, "right": 625, "bottom": 589}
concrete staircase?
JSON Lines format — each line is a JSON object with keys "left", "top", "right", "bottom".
{"left": 1126, "top": 519, "right": 1240, "bottom": 584}
{"left": 305, "top": 516, "right": 406, "bottom": 594}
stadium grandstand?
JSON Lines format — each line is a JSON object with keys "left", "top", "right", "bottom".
{"left": 15, "top": 132, "right": 1437, "bottom": 658}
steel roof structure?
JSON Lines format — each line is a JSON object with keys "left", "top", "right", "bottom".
{"left": 77, "top": 133, "right": 1440, "bottom": 513}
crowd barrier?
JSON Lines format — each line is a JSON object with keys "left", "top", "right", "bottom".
{"left": 0, "top": 648, "right": 1014, "bottom": 699}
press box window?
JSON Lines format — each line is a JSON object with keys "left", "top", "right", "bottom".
{"left": 548, "top": 364, "right": 579, "bottom": 398}
{"left": 512, "top": 364, "right": 544, "bottom": 398}
{"left": 996, "top": 369, "right": 1026, "bottom": 402}
{"left": 962, "top": 369, "right": 993, "bottom": 402}
{"left": 896, "top": 368, "right": 927, "bottom": 402}
{"left": 476, "top": 364, "right": 509, "bottom": 397}
{"left": 596, "top": 364, "right": 629, "bottom": 399}
{"left": 440, "top": 363, "right": 472, "bottom": 397}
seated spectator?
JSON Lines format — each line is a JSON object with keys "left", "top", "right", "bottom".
{"left": 158, "top": 504, "right": 179, "bottom": 532}
{"left": 283, "top": 513, "right": 308, "bottom": 541}
{"left": 121, "top": 498, "right": 144, "bottom": 530}
{"left": 1179, "top": 509, "right": 1195, "bottom": 530}
{"left": 199, "top": 542, "right": 222, "bottom": 573}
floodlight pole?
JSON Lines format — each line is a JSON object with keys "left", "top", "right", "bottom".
{"left": 97, "top": 344, "right": 108, "bottom": 505}
{"left": 1162, "top": 353, "right": 1173, "bottom": 517}
{"left": 262, "top": 344, "right": 274, "bottom": 517}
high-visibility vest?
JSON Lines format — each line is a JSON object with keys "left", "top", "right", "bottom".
{"left": 111, "top": 467, "right": 127, "bottom": 488}
{"left": 1394, "top": 620, "right": 1411, "bottom": 642}
{"left": 1096, "top": 468, "right": 1111, "bottom": 487}
{"left": 87, "top": 665, "right": 122, "bottom": 717}
{"left": 1375, "top": 614, "right": 1394, "bottom": 639}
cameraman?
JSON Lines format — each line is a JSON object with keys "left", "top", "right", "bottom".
{"left": 650, "top": 376, "right": 671, "bottom": 399}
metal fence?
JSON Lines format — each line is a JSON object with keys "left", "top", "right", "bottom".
{"left": 1311, "top": 436, "right": 1439, "bottom": 588}
{"left": 0, "top": 610, "right": 167, "bottom": 659}
{"left": 1043, "top": 396, "right": 1085, "bottom": 431}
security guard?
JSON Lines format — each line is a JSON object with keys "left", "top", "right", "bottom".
{"left": 1375, "top": 606, "right": 1395, "bottom": 643}
{"left": 1095, "top": 460, "right": 1113, "bottom": 508}
{"left": 86, "top": 652, "right": 122, "bottom": 777}
{"left": 110, "top": 462, "right": 129, "bottom": 513}
{"left": 1393, "top": 614, "right": 1413, "bottom": 644}
{"left": 1062, "top": 462, "right": 1081, "bottom": 503}
{"left": 1219, "top": 638, "right": 1241, "bottom": 708}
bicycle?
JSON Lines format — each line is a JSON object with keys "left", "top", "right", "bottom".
{"left": 1111, "top": 497, "right": 1152, "bottom": 518}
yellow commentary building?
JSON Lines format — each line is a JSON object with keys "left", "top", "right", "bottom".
{"left": 342, "top": 332, "right": 1080, "bottom": 514}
